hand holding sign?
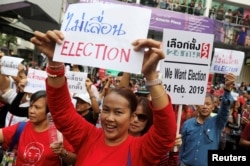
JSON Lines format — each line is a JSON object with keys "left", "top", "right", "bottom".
{"left": 224, "top": 73, "right": 236, "bottom": 91}
{"left": 132, "top": 39, "right": 164, "bottom": 80}
{"left": 32, "top": 30, "right": 63, "bottom": 63}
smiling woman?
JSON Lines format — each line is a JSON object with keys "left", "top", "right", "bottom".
{"left": 30, "top": 29, "right": 177, "bottom": 166}
{"left": 101, "top": 87, "right": 137, "bottom": 145}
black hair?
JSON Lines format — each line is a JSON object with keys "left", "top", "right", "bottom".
{"left": 205, "top": 92, "right": 214, "bottom": 103}
{"left": 137, "top": 97, "right": 153, "bottom": 136}
{"left": 106, "top": 87, "right": 137, "bottom": 114}
{"left": 30, "top": 90, "right": 49, "bottom": 113}
{"left": 87, "top": 73, "right": 94, "bottom": 82}
{"left": 117, "top": 72, "right": 124, "bottom": 77}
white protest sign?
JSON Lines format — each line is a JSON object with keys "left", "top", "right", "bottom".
{"left": 53, "top": 3, "right": 151, "bottom": 74}
{"left": 65, "top": 71, "right": 88, "bottom": 93}
{"left": 25, "top": 68, "right": 88, "bottom": 94}
{"left": 0, "top": 56, "right": 24, "bottom": 76}
{"left": 25, "top": 68, "right": 47, "bottom": 93}
{"left": 161, "top": 29, "right": 214, "bottom": 105}
{"left": 210, "top": 48, "right": 244, "bottom": 76}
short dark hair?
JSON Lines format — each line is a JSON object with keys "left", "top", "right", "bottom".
{"left": 137, "top": 97, "right": 153, "bottom": 135}
{"left": 30, "top": 90, "right": 49, "bottom": 113}
{"left": 105, "top": 87, "right": 137, "bottom": 114}
{"left": 117, "top": 72, "right": 124, "bottom": 77}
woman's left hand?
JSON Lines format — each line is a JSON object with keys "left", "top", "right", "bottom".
{"left": 132, "top": 39, "right": 164, "bottom": 80}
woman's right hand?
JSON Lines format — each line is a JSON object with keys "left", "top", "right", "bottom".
{"left": 30, "top": 30, "right": 64, "bottom": 61}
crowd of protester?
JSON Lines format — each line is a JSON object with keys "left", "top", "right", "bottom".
{"left": 0, "top": 2, "right": 250, "bottom": 165}
{"left": 1, "top": 40, "right": 250, "bottom": 165}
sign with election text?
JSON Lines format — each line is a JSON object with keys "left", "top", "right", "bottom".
{"left": 161, "top": 29, "right": 214, "bottom": 105}
{"left": 210, "top": 48, "right": 244, "bottom": 76}
{"left": 53, "top": 3, "right": 151, "bottom": 74}
{"left": 0, "top": 56, "right": 24, "bottom": 76}
{"left": 25, "top": 68, "right": 88, "bottom": 94}
{"left": 24, "top": 68, "right": 47, "bottom": 93}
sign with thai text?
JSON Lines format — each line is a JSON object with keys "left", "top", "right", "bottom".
{"left": 25, "top": 68, "right": 47, "bottom": 93}
{"left": 161, "top": 29, "right": 214, "bottom": 105}
{"left": 210, "top": 48, "right": 244, "bottom": 76}
{"left": 25, "top": 68, "right": 88, "bottom": 93}
{"left": 53, "top": 3, "right": 151, "bottom": 74}
{"left": 65, "top": 70, "right": 88, "bottom": 93}
{"left": 0, "top": 56, "right": 23, "bottom": 76}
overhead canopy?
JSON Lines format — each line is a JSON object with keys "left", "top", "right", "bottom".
{"left": 0, "top": 17, "right": 33, "bottom": 41}
{"left": 0, "top": 0, "right": 65, "bottom": 40}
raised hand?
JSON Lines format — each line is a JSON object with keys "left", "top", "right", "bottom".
{"left": 30, "top": 30, "right": 64, "bottom": 61}
{"left": 224, "top": 73, "right": 236, "bottom": 91}
{"left": 132, "top": 39, "right": 164, "bottom": 80}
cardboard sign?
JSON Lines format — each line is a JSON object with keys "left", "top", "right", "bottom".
{"left": 210, "top": 48, "right": 245, "bottom": 76}
{"left": 0, "top": 56, "right": 23, "bottom": 76}
{"left": 25, "top": 68, "right": 88, "bottom": 94}
{"left": 161, "top": 29, "right": 214, "bottom": 105}
{"left": 53, "top": 3, "right": 151, "bottom": 74}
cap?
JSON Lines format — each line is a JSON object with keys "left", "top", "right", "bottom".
{"left": 134, "top": 86, "right": 150, "bottom": 95}
{"left": 73, "top": 93, "right": 91, "bottom": 105}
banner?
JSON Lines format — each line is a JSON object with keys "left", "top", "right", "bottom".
{"left": 80, "top": 0, "right": 214, "bottom": 34}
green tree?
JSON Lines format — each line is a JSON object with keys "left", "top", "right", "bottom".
{"left": 0, "top": 33, "right": 17, "bottom": 54}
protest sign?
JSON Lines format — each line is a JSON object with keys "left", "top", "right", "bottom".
{"left": 53, "top": 3, "right": 151, "bottom": 74}
{"left": 65, "top": 70, "right": 88, "bottom": 93}
{"left": 25, "top": 68, "right": 88, "bottom": 94}
{"left": 25, "top": 68, "right": 47, "bottom": 93}
{"left": 210, "top": 48, "right": 245, "bottom": 76}
{"left": 0, "top": 56, "right": 23, "bottom": 76}
{"left": 161, "top": 29, "right": 214, "bottom": 105}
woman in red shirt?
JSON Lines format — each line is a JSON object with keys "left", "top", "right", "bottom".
{"left": 30, "top": 30, "right": 177, "bottom": 165}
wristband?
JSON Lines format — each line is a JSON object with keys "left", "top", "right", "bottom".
{"left": 145, "top": 79, "right": 162, "bottom": 87}
{"left": 46, "top": 66, "right": 65, "bottom": 78}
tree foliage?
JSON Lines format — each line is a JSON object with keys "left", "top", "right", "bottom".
{"left": 0, "top": 33, "right": 18, "bottom": 52}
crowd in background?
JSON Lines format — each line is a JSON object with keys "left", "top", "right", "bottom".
{"left": 0, "top": 46, "right": 249, "bottom": 165}
{"left": 0, "top": 1, "right": 250, "bottom": 165}
{"left": 119, "top": 0, "right": 250, "bottom": 47}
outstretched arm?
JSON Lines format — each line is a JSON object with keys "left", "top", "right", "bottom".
{"left": 30, "top": 30, "right": 65, "bottom": 88}
{"left": 132, "top": 39, "right": 177, "bottom": 164}
{"left": 216, "top": 73, "right": 235, "bottom": 128}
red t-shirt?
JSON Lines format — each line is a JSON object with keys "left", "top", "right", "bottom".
{"left": 2, "top": 121, "right": 74, "bottom": 166}
{"left": 241, "top": 122, "right": 250, "bottom": 141}
{"left": 46, "top": 79, "right": 177, "bottom": 166}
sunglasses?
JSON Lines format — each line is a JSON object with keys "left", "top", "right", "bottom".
{"left": 133, "top": 113, "right": 148, "bottom": 122}
{"left": 116, "top": 80, "right": 121, "bottom": 83}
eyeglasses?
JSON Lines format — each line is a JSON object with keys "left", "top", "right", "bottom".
{"left": 115, "top": 80, "right": 121, "bottom": 83}
{"left": 132, "top": 113, "right": 148, "bottom": 122}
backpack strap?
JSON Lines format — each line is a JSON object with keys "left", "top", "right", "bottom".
{"left": 8, "top": 121, "right": 26, "bottom": 152}
{"left": 127, "top": 148, "right": 131, "bottom": 166}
